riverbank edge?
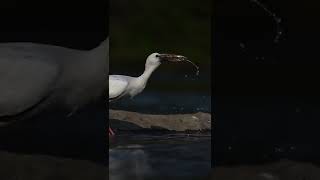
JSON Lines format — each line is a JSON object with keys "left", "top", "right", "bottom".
{"left": 109, "top": 109, "right": 212, "bottom": 132}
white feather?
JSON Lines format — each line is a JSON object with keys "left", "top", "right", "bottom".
{"left": 109, "top": 75, "right": 129, "bottom": 100}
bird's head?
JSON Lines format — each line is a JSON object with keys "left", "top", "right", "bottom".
{"left": 146, "top": 53, "right": 187, "bottom": 67}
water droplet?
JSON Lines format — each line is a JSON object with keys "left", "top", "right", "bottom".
{"left": 251, "top": 0, "right": 284, "bottom": 44}
{"left": 182, "top": 59, "right": 199, "bottom": 76}
{"left": 290, "top": 146, "right": 296, "bottom": 150}
{"left": 240, "top": 43, "right": 246, "bottom": 49}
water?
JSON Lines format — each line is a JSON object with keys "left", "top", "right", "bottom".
{"left": 111, "top": 92, "right": 211, "bottom": 114}
{"left": 108, "top": 86, "right": 211, "bottom": 178}
{"left": 109, "top": 88, "right": 211, "bottom": 179}
{"left": 182, "top": 58, "right": 200, "bottom": 76}
{"left": 250, "top": 0, "right": 283, "bottom": 44}
{"left": 109, "top": 133, "right": 211, "bottom": 180}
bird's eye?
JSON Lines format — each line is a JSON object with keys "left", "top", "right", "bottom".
{"left": 156, "top": 54, "right": 159, "bottom": 58}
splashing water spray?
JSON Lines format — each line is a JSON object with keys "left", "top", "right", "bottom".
{"left": 184, "top": 58, "right": 200, "bottom": 76}
{"left": 250, "top": 0, "right": 283, "bottom": 44}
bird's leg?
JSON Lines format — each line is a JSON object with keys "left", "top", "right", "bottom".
{"left": 109, "top": 126, "right": 115, "bottom": 136}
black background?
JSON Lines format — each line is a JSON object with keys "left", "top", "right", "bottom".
{"left": 0, "top": 0, "right": 108, "bottom": 48}
{"left": 213, "top": 0, "right": 320, "bottom": 165}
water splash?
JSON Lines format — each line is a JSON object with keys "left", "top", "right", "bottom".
{"left": 110, "top": 134, "right": 211, "bottom": 179}
{"left": 109, "top": 146, "right": 152, "bottom": 180}
{"left": 240, "top": 42, "right": 246, "bottom": 50}
{"left": 183, "top": 59, "right": 200, "bottom": 76}
{"left": 250, "top": 0, "right": 283, "bottom": 44}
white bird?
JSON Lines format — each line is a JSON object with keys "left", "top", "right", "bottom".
{"left": 108, "top": 52, "right": 187, "bottom": 136}
{"left": 109, "top": 53, "right": 187, "bottom": 102}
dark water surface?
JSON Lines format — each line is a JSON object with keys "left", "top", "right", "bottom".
{"left": 109, "top": 133, "right": 211, "bottom": 180}
{"left": 109, "top": 91, "right": 211, "bottom": 179}
{"left": 111, "top": 92, "right": 211, "bottom": 114}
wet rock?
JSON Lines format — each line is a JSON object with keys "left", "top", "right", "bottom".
{"left": 0, "top": 151, "right": 107, "bottom": 180}
{"left": 211, "top": 160, "right": 320, "bottom": 180}
{"left": 109, "top": 109, "right": 211, "bottom": 132}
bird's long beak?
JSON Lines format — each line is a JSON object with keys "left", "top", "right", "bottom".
{"left": 159, "top": 54, "right": 187, "bottom": 62}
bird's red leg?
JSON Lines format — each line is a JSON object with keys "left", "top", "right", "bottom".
{"left": 109, "top": 126, "right": 115, "bottom": 136}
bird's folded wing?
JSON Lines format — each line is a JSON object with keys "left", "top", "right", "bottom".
{"left": 0, "top": 56, "right": 59, "bottom": 117}
{"left": 109, "top": 76, "right": 128, "bottom": 99}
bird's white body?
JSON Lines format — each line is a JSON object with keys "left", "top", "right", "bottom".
{"left": 109, "top": 75, "right": 145, "bottom": 100}
{"left": 0, "top": 39, "right": 109, "bottom": 120}
{"left": 109, "top": 53, "right": 161, "bottom": 101}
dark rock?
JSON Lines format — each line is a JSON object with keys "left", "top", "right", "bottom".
{"left": 109, "top": 109, "right": 211, "bottom": 132}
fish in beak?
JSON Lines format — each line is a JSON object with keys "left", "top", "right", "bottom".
{"left": 159, "top": 54, "right": 188, "bottom": 62}
{"left": 158, "top": 53, "right": 199, "bottom": 75}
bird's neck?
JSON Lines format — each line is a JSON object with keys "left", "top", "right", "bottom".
{"left": 138, "top": 64, "right": 159, "bottom": 84}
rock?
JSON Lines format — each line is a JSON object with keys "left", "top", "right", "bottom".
{"left": 0, "top": 151, "right": 107, "bottom": 180}
{"left": 109, "top": 109, "right": 211, "bottom": 132}
{"left": 211, "top": 159, "right": 320, "bottom": 180}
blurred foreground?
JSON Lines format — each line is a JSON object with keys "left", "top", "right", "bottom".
{"left": 211, "top": 160, "right": 320, "bottom": 180}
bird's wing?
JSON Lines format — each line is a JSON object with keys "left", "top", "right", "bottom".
{"left": 109, "top": 75, "right": 129, "bottom": 100}
{"left": 0, "top": 48, "right": 59, "bottom": 117}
